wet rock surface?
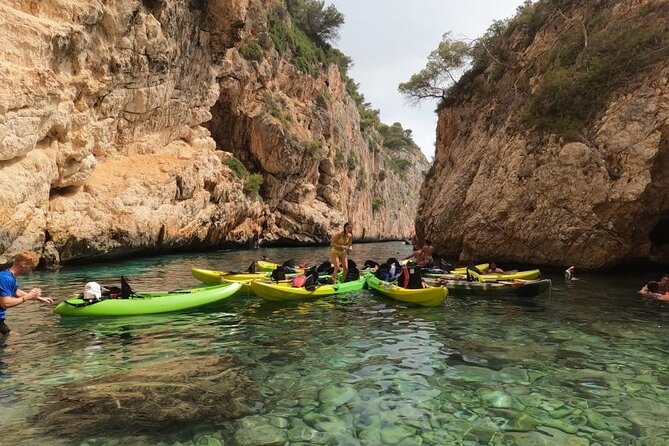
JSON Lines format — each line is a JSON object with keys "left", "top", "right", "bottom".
{"left": 34, "top": 355, "right": 260, "bottom": 439}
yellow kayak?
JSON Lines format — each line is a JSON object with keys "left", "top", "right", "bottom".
{"left": 425, "top": 268, "right": 540, "bottom": 281}
{"left": 250, "top": 278, "right": 366, "bottom": 302}
{"left": 451, "top": 263, "right": 489, "bottom": 274}
{"left": 257, "top": 260, "right": 305, "bottom": 274}
{"left": 366, "top": 275, "right": 447, "bottom": 307}
{"left": 191, "top": 268, "right": 280, "bottom": 286}
{"left": 191, "top": 268, "right": 229, "bottom": 285}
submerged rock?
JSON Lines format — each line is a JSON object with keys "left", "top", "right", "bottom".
{"left": 34, "top": 355, "right": 259, "bottom": 439}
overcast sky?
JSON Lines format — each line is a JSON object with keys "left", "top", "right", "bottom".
{"left": 328, "top": 0, "right": 528, "bottom": 158}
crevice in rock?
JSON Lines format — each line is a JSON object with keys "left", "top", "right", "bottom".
{"left": 49, "top": 185, "right": 81, "bottom": 199}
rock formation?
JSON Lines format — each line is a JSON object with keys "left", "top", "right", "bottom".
{"left": 33, "top": 355, "right": 259, "bottom": 439}
{"left": 0, "top": 0, "right": 427, "bottom": 266}
{"left": 416, "top": 0, "right": 669, "bottom": 268}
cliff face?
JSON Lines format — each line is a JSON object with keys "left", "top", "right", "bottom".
{"left": 0, "top": 0, "right": 427, "bottom": 266}
{"left": 417, "top": 0, "right": 669, "bottom": 269}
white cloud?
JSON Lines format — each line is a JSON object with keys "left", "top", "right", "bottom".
{"left": 328, "top": 0, "right": 528, "bottom": 157}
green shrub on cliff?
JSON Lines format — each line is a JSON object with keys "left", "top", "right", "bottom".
{"left": 239, "top": 41, "right": 263, "bottom": 61}
{"left": 287, "top": 0, "right": 344, "bottom": 47}
{"left": 523, "top": 6, "right": 669, "bottom": 137}
{"left": 304, "top": 140, "right": 322, "bottom": 157}
{"left": 244, "top": 174, "right": 264, "bottom": 197}
{"left": 263, "top": 92, "right": 293, "bottom": 127}
{"left": 372, "top": 197, "right": 385, "bottom": 212}
{"left": 379, "top": 123, "right": 416, "bottom": 151}
{"left": 401, "top": 0, "right": 669, "bottom": 140}
{"left": 268, "top": 1, "right": 345, "bottom": 75}
{"left": 386, "top": 155, "right": 413, "bottom": 179}
{"left": 347, "top": 152, "right": 357, "bottom": 170}
{"left": 334, "top": 150, "right": 346, "bottom": 168}
{"left": 223, "top": 157, "right": 249, "bottom": 179}
{"left": 267, "top": 1, "right": 422, "bottom": 163}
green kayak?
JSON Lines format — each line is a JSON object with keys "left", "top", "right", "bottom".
{"left": 53, "top": 283, "right": 242, "bottom": 317}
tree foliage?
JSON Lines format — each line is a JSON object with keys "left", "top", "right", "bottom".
{"left": 378, "top": 122, "right": 417, "bottom": 151}
{"left": 398, "top": 32, "right": 472, "bottom": 103}
{"left": 287, "top": 0, "right": 345, "bottom": 46}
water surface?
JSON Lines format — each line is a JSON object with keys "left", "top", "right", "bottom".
{"left": 2, "top": 242, "right": 668, "bottom": 445}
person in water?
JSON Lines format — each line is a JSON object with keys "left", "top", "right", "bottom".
{"left": 565, "top": 265, "right": 578, "bottom": 281}
{"left": 659, "top": 274, "right": 669, "bottom": 294}
{"left": 639, "top": 281, "right": 669, "bottom": 301}
{"left": 330, "top": 222, "right": 353, "bottom": 283}
{"left": 0, "top": 252, "right": 54, "bottom": 336}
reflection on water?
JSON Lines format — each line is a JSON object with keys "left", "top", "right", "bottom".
{"left": 1, "top": 242, "right": 669, "bottom": 445}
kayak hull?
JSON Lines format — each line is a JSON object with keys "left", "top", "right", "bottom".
{"left": 425, "top": 269, "right": 541, "bottom": 281}
{"left": 251, "top": 278, "right": 366, "bottom": 302}
{"left": 191, "top": 268, "right": 227, "bottom": 285}
{"left": 257, "top": 260, "right": 305, "bottom": 274}
{"left": 54, "top": 283, "right": 242, "bottom": 317}
{"left": 430, "top": 279, "right": 552, "bottom": 297}
{"left": 366, "top": 276, "right": 447, "bottom": 307}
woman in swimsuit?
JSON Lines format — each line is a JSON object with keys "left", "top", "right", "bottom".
{"left": 331, "top": 222, "right": 353, "bottom": 283}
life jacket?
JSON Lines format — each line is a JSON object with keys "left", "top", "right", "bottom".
{"left": 398, "top": 266, "right": 410, "bottom": 288}
{"left": 438, "top": 259, "right": 453, "bottom": 272}
{"left": 271, "top": 266, "right": 286, "bottom": 282}
{"left": 246, "top": 261, "right": 257, "bottom": 273}
{"left": 466, "top": 265, "right": 483, "bottom": 282}
{"left": 120, "top": 276, "right": 136, "bottom": 298}
{"left": 292, "top": 275, "right": 307, "bottom": 287}
{"left": 282, "top": 258, "right": 298, "bottom": 273}
{"left": 102, "top": 285, "right": 122, "bottom": 298}
{"left": 363, "top": 260, "right": 380, "bottom": 269}
{"left": 316, "top": 261, "right": 333, "bottom": 274}
{"left": 386, "top": 258, "right": 401, "bottom": 268}
{"left": 375, "top": 264, "right": 390, "bottom": 281}
{"left": 407, "top": 266, "right": 423, "bottom": 289}
{"left": 344, "top": 266, "right": 360, "bottom": 282}
{"left": 304, "top": 271, "right": 319, "bottom": 291}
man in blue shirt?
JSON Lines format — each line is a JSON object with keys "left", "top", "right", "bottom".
{"left": 0, "top": 251, "right": 54, "bottom": 336}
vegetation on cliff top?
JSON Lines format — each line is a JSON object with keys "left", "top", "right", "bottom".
{"left": 400, "top": 0, "right": 669, "bottom": 140}
{"left": 261, "top": 0, "right": 422, "bottom": 172}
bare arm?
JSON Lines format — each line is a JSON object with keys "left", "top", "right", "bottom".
{"left": 1, "top": 288, "right": 53, "bottom": 306}
{"left": 0, "top": 288, "right": 39, "bottom": 309}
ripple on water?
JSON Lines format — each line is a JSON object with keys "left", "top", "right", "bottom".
{"left": 2, "top": 242, "right": 669, "bottom": 444}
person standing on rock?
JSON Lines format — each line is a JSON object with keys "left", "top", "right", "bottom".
{"left": 330, "top": 222, "right": 353, "bottom": 283}
{"left": 0, "top": 251, "right": 54, "bottom": 336}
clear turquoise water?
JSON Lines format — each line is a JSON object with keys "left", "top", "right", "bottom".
{"left": 2, "top": 242, "right": 669, "bottom": 446}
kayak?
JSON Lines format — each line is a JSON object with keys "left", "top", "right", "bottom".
{"left": 366, "top": 275, "right": 447, "bottom": 307}
{"left": 250, "top": 278, "right": 366, "bottom": 302}
{"left": 191, "top": 268, "right": 300, "bottom": 286}
{"left": 53, "top": 283, "right": 242, "bottom": 317}
{"left": 222, "top": 277, "right": 292, "bottom": 293}
{"left": 191, "top": 268, "right": 230, "bottom": 285}
{"left": 428, "top": 278, "right": 552, "bottom": 297}
{"left": 425, "top": 269, "right": 541, "bottom": 281}
{"left": 257, "top": 260, "right": 305, "bottom": 274}
{"left": 451, "top": 263, "right": 489, "bottom": 274}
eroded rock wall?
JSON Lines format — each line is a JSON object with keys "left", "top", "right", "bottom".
{"left": 417, "top": 0, "right": 669, "bottom": 268}
{"left": 0, "top": 0, "right": 427, "bottom": 266}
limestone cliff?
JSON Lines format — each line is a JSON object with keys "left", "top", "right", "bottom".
{"left": 0, "top": 0, "right": 427, "bottom": 266}
{"left": 416, "top": 0, "right": 669, "bottom": 269}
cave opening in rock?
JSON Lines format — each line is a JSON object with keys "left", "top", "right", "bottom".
{"left": 650, "top": 218, "right": 669, "bottom": 248}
